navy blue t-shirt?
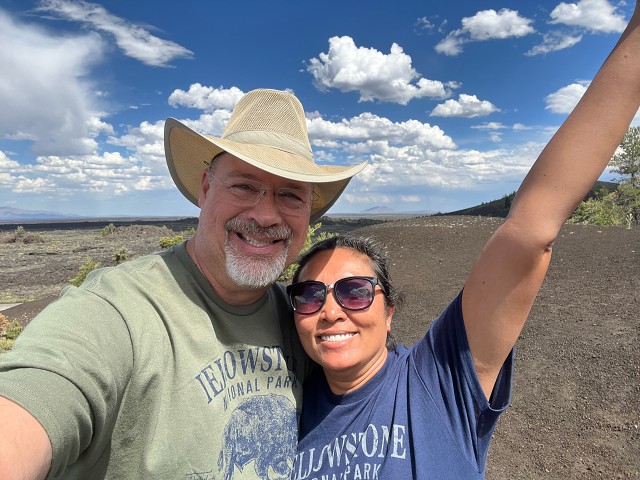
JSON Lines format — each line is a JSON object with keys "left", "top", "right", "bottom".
{"left": 294, "top": 292, "right": 513, "bottom": 480}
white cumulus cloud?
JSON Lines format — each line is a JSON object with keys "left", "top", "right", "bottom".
{"left": 0, "top": 8, "right": 111, "bottom": 156}
{"left": 346, "top": 141, "right": 539, "bottom": 207}
{"left": 0, "top": 151, "right": 21, "bottom": 170}
{"left": 545, "top": 82, "right": 589, "bottom": 114}
{"left": 168, "top": 85, "right": 246, "bottom": 113}
{"left": 436, "top": 9, "right": 535, "bottom": 56}
{"left": 431, "top": 94, "right": 499, "bottom": 118}
{"left": 308, "top": 36, "right": 453, "bottom": 104}
{"left": 550, "top": 0, "right": 628, "bottom": 33}
{"left": 308, "top": 113, "right": 456, "bottom": 151}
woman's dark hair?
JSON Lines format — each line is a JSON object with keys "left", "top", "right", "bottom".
{"left": 292, "top": 234, "right": 404, "bottom": 350}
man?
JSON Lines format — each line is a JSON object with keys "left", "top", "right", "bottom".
{"left": 0, "top": 89, "right": 366, "bottom": 479}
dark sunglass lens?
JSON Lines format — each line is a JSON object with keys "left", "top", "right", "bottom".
{"left": 291, "top": 282, "right": 325, "bottom": 314}
{"left": 335, "top": 278, "right": 374, "bottom": 310}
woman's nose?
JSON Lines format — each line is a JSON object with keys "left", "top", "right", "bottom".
{"left": 319, "top": 290, "right": 344, "bottom": 322}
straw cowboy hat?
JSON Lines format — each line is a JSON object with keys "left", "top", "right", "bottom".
{"left": 164, "top": 88, "right": 367, "bottom": 222}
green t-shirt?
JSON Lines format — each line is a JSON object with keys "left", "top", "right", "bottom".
{"left": 0, "top": 243, "right": 310, "bottom": 479}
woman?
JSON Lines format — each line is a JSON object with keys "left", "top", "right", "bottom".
{"left": 287, "top": 4, "right": 640, "bottom": 478}
{"left": 289, "top": 234, "right": 508, "bottom": 479}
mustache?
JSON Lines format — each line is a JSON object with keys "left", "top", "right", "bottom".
{"left": 225, "top": 217, "right": 293, "bottom": 242}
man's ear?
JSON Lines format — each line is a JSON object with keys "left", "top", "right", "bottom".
{"left": 198, "top": 171, "right": 210, "bottom": 208}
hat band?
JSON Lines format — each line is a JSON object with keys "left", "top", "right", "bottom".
{"left": 223, "top": 131, "right": 314, "bottom": 162}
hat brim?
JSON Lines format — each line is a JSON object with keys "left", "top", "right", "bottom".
{"left": 164, "top": 117, "right": 367, "bottom": 222}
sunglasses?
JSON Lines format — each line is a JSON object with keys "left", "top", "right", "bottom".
{"left": 287, "top": 276, "right": 379, "bottom": 315}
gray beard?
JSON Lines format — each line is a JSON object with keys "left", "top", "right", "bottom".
{"left": 224, "top": 218, "right": 293, "bottom": 288}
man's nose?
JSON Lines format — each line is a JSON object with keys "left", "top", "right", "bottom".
{"left": 250, "top": 190, "right": 283, "bottom": 225}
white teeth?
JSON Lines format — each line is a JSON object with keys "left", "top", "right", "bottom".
{"left": 240, "top": 234, "right": 277, "bottom": 247}
{"left": 320, "top": 333, "right": 355, "bottom": 342}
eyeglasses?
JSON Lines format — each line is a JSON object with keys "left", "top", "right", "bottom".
{"left": 209, "top": 173, "right": 311, "bottom": 216}
{"left": 287, "top": 276, "right": 379, "bottom": 315}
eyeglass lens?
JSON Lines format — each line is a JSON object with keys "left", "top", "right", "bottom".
{"left": 211, "top": 174, "right": 309, "bottom": 214}
{"left": 290, "top": 277, "right": 376, "bottom": 314}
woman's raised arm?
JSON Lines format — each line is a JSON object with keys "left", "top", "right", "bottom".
{"left": 462, "top": 3, "right": 640, "bottom": 399}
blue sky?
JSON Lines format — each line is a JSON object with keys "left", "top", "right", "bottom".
{"left": 0, "top": 0, "right": 636, "bottom": 218}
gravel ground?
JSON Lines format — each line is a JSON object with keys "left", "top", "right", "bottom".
{"left": 1, "top": 216, "right": 638, "bottom": 479}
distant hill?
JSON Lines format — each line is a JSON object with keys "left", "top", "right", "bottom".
{"left": 360, "top": 205, "right": 395, "bottom": 214}
{"left": 440, "top": 180, "right": 619, "bottom": 218}
{"left": 439, "top": 192, "right": 517, "bottom": 218}
{"left": 0, "top": 206, "right": 80, "bottom": 222}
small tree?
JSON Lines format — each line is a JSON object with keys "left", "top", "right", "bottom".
{"left": 610, "top": 127, "right": 640, "bottom": 187}
{"left": 615, "top": 181, "right": 640, "bottom": 226}
{"left": 610, "top": 127, "right": 640, "bottom": 225}
{"left": 570, "top": 126, "right": 640, "bottom": 227}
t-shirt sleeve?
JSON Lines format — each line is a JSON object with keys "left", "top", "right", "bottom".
{"left": 409, "top": 290, "right": 513, "bottom": 468}
{"left": 0, "top": 285, "right": 134, "bottom": 478}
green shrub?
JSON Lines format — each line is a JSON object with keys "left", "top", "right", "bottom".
{"left": 279, "top": 223, "right": 335, "bottom": 281}
{"left": 0, "top": 314, "right": 23, "bottom": 352}
{"left": 0, "top": 338, "right": 15, "bottom": 353}
{"left": 2, "top": 321, "right": 22, "bottom": 340}
{"left": 23, "top": 232, "right": 44, "bottom": 244}
{"left": 7, "top": 225, "right": 44, "bottom": 244}
{"left": 182, "top": 227, "right": 196, "bottom": 238}
{"left": 571, "top": 126, "right": 640, "bottom": 227}
{"left": 70, "top": 257, "right": 102, "bottom": 287}
{"left": 159, "top": 235, "right": 184, "bottom": 249}
{"left": 101, "top": 223, "right": 116, "bottom": 236}
{"left": 113, "top": 248, "right": 128, "bottom": 264}
{"left": 570, "top": 189, "right": 629, "bottom": 226}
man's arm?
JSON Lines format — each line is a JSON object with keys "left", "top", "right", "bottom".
{"left": 462, "top": 3, "right": 640, "bottom": 399}
{"left": 0, "top": 396, "right": 52, "bottom": 480}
